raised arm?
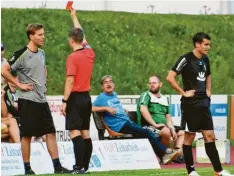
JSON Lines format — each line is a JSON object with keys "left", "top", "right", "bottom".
{"left": 70, "top": 8, "right": 87, "bottom": 44}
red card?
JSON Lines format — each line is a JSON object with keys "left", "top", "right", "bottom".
{"left": 66, "top": 1, "right": 73, "bottom": 10}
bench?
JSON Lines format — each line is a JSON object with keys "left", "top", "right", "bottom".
{"left": 92, "top": 111, "right": 137, "bottom": 140}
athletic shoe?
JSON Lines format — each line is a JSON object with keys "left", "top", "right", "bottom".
{"left": 71, "top": 165, "right": 86, "bottom": 174}
{"left": 214, "top": 170, "right": 234, "bottom": 176}
{"left": 54, "top": 166, "right": 72, "bottom": 174}
{"left": 188, "top": 171, "right": 200, "bottom": 176}
{"left": 162, "top": 149, "right": 178, "bottom": 164}
{"left": 25, "top": 168, "right": 35, "bottom": 175}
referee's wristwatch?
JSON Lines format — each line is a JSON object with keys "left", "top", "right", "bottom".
{"left": 62, "top": 99, "right": 68, "bottom": 103}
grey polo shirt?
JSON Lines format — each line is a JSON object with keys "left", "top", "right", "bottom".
{"left": 8, "top": 46, "right": 47, "bottom": 103}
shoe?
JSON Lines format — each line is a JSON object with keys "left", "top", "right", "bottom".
{"left": 25, "top": 168, "right": 35, "bottom": 175}
{"left": 71, "top": 165, "right": 86, "bottom": 174}
{"left": 188, "top": 171, "right": 200, "bottom": 176}
{"left": 54, "top": 166, "right": 72, "bottom": 174}
{"left": 162, "top": 149, "right": 178, "bottom": 164}
{"left": 214, "top": 170, "right": 234, "bottom": 176}
{"left": 173, "top": 155, "right": 185, "bottom": 163}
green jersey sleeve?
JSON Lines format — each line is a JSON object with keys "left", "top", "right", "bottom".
{"left": 139, "top": 92, "right": 150, "bottom": 106}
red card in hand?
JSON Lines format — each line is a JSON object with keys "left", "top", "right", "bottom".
{"left": 66, "top": 1, "right": 73, "bottom": 10}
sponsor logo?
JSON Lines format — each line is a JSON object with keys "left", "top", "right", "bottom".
{"left": 197, "top": 72, "right": 206, "bottom": 81}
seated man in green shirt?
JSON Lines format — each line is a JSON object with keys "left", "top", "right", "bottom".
{"left": 137, "top": 75, "right": 184, "bottom": 156}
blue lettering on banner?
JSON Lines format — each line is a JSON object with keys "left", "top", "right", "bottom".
{"left": 170, "top": 104, "right": 227, "bottom": 117}
{"left": 170, "top": 104, "right": 181, "bottom": 117}
{"left": 61, "top": 144, "right": 74, "bottom": 155}
{"left": 102, "top": 142, "right": 148, "bottom": 153}
{"left": 1, "top": 145, "right": 42, "bottom": 158}
{"left": 89, "top": 155, "right": 101, "bottom": 168}
{"left": 91, "top": 155, "right": 101, "bottom": 168}
{"left": 210, "top": 104, "right": 227, "bottom": 117}
{"left": 214, "top": 126, "right": 226, "bottom": 132}
{"left": 2, "top": 146, "right": 22, "bottom": 157}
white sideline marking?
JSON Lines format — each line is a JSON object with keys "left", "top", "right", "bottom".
{"left": 149, "top": 171, "right": 211, "bottom": 175}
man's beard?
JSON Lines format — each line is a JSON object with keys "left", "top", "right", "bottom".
{"left": 150, "top": 88, "right": 160, "bottom": 94}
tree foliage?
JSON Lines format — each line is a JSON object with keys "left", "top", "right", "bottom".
{"left": 1, "top": 9, "right": 234, "bottom": 95}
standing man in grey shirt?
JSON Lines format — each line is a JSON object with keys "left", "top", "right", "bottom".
{"left": 1, "top": 24, "right": 70, "bottom": 175}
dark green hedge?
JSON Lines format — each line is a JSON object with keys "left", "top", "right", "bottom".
{"left": 2, "top": 9, "right": 234, "bottom": 95}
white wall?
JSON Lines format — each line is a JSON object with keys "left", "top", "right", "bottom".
{"left": 2, "top": 0, "right": 233, "bottom": 14}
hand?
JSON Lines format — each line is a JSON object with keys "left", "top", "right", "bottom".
{"left": 183, "top": 90, "right": 195, "bottom": 98}
{"left": 13, "top": 103, "right": 18, "bottom": 110}
{"left": 155, "top": 123, "right": 166, "bottom": 129}
{"left": 171, "top": 129, "right": 177, "bottom": 141}
{"left": 70, "top": 7, "right": 76, "bottom": 17}
{"left": 107, "top": 107, "right": 116, "bottom": 115}
{"left": 61, "top": 103, "right": 67, "bottom": 116}
{"left": 18, "top": 83, "right": 34, "bottom": 91}
{"left": 206, "top": 90, "right": 211, "bottom": 97}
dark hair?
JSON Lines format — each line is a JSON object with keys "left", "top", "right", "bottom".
{"left": 192, "top": 32, "right": 211, "bottom": 46}
{"left": 68, "top": 28, "right": 84, "bottom": 43}
{"left": 150, "top": 75, "right": 161, "bottom": 82}
{"left": 26, "top": 23, "right": 44, "bottom": 39}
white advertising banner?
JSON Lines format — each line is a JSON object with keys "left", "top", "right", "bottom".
{"left": 1, "top": 143, "right": 54, "bottom": 176}
{"left": 196, "top": 139, "right": 230, "bottom": 163}
{"left": 170, "top": 95, "right": 228, "bottom": 139}
{"left": 42, "top": 139, "right": 159, "bottom": 172}
{"left": 94, "top": 139, "right": 160, "bottom": 171}
{"left": 50, "top": 141, "right": 106, "bottom": 171}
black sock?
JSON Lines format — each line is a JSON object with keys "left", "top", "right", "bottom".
{"left": 72, "top": 135, "right": 85, "bottom": 169}
{"left": 83, "top": 138, "right": 93, "bottom": 171}
{"left": 183, "top": 145, "right": 195, "bottom": 174}
{"left": 24, "top": 162, "right": 31, "bottom": 171}
{"left": 205, "top": 142, "right": 223, "bottom": 172}
{"left": 52, "top": 158, "right": 62, "bottom": 169}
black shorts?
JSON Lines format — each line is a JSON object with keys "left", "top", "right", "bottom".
{"left": 180, "top": 104, "right": 214, "bottom": 133}
{"left": 18, "top": 99, "right": 56, "bottom": 137}
{"left": 66, "top": 92, "right": 92, "bottom": 130}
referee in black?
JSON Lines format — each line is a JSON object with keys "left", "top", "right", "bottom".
{"left": 166, "top": 32, "right": 233, "bottom": 176}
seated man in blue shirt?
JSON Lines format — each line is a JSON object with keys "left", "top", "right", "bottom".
{"left": 92, "top": 75, "right": 178, "bottom": 164}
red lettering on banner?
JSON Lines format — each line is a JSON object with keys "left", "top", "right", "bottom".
{"left": 48, "top": 102, "right": 63, "bottom": 114}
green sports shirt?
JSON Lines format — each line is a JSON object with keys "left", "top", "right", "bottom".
{"left": 136, "top": 91, "right": 170, "bottom": 126}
